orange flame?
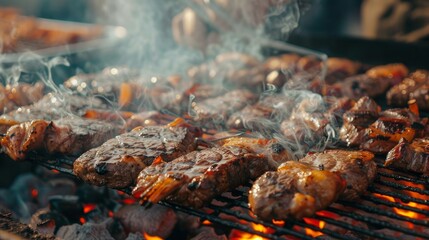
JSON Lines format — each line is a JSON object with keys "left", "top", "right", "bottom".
{"left": 303, "top": 218, "right": 325, "bottom": 238}
{"left": 83, "top": 203, "right": 97, "bottom": 214}
{"left": 272, "top": 219, "right": 285, "bottom": 226}
{"left": 229, "top": 223, "right": 272, "bottom": 240}
{"left": 79, "top": 217, "right": 86, "bottom": 224}
{"left": 143, "top": 232, "right": 163, "bottom": 240}
{"left": 202, "top": 220, "right": 212, "bottom": 225}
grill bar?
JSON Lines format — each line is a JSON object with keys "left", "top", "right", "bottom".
{"left": 339, "top": 200, "right": 429, "bottom": 227}
{"left": 370, "top": 187, "right": 429, "bottom": 206}
{"left": 31, "top": 156, "right": 429, "bottom": 240}
{"left": 375, "top": 179, "right": 429, "bottom": 195}
{"left": 327, "top": 206, "right": 429, "bottom": 239}
{"left": 363, "top": 194, "right": 429, "bottom": 215}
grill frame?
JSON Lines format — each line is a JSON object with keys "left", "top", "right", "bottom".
{"left": 34, "top": 155, "right": 429, "bottom": 240}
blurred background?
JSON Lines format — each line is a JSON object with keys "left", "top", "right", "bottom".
{"left": 0, "top": 0, "right": 428, "bottom": 43}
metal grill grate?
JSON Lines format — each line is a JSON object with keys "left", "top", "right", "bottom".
{"left": 35, "top": 157, "right": 429, "bottom": 240}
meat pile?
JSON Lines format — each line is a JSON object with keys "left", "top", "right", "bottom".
{"left": 2, "top": 51, "right": 429, "bottom": 235}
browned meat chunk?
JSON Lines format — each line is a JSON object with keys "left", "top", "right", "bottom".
{"left": 133, "top": 146, "right": 271, "bottom": 208}
{"left": 227, "top": 95, "right": 294, "bottom": 130}
{"left": 336, "top": 74, "right": 391, "bottom": 100}
{"left": 387, "top": 70, "right": 429, "bottom": 111}
{"left": 249, "top": 161, "right": 345, "bottom": 220}
{"left": 363, "top": 116, "right": 417, "bottom": 154}
{"left": 339, "top": 96, "right": 381, "bottom": 146}
{"left": 386, "top": 137, "right": 429, "bottom": 174}
{"left": 1, "top": 118, "right": 120, "bottom": 161}
{"left": 192, "top": 89, "right": 256, "bottom": 128}
{"left": 73, "top": 119, "right": 202, "bottom": 189}
{"left": 299, "top": 150, "right": 376, "bottom": 201}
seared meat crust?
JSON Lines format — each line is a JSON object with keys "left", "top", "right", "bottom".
{"left": 249, "top": 161, "right": 345, "bottom": 220}
{"left": 74, "top": 123, "right": 200, "bottom": 189}
{"left": 1, "top": 118, "right": 120, "bottom": 161}
{"left": 385, "top": 137, "right": 429, "bottom": 174}
{"left": 300, "top": 150, "right": 376, "bottom": 201}
{"left": 133, "top": 146, "right": 271, "bottom": 208}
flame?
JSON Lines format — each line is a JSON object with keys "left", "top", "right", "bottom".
{"left": 51, "top": 169, "right": 59, "bottom": 174}
{"left": 272, "top": 219, "right": 285, "bottom": 226}
{"left": 374, "top": 180, "right": 429, "bottom": 221}
{"left": 229, "top": 223, "right": 272, "bottom": 240}
{"left": 31, "top": 189, "right": 38, "bottom": 199}
{"left": 303, "top": 218, "right": 325, "bottom": 238}
{"left": 143, "top": 232, "right": 163, "bottom": 240}
{"left": 79, "top": 217, "right": 86, "bottom": 224}
{"left": 83, "top": 203, "right": 97, "bottom": 214}
{"left": 108, "top": 211, "right": 114, "bottom": 217}
{"left": 202, "top": 220, "right": 212, "bottom": 225}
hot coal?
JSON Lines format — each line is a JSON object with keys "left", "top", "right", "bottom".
{"left": 114, "top": 204, "right": 177, "bottom": 239}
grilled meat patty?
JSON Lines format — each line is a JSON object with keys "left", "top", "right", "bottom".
{"left": 73, "top": 120, "right": 202, "bottom": 189}
{"left": 133, "top": 146, "right": 271, "bottom": 208}
{"left": 386, "top": 137, "right": 429, "bottom": 174}
{"left": 299, "top": 150, "right": 376, "bottom": 201}
{"left": 1, "top": 118, "right": 120, "bottom": 161}
{"left": 249, "top": 161, "right": 345, "bottom": 220}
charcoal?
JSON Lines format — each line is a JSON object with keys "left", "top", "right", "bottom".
{"left": 175, "top": 212, "right": 200, "bottom": 233}
{"left": 38, "top": 179, "right": 76, "bottom": 206}
{"left": 48, "top": 195, "right": 83, "bottom": 222}
{"left": 191, "top": 227, "right": 227, "bottom": 240}
{"left": 56, "top": 221, "right": 115, "bottom": 240}
{"left": 114, "top": 204, "right": 176, "bottom": 239}
{"left": 125, "top": 232, "right": 144, "bottom": 240}
{"left": 29, "top": 208, "right": 69, "bottom": 235}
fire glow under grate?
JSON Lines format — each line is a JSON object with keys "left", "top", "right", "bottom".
{"left": 34, "top": 156, "right": 429, "bottom": 240}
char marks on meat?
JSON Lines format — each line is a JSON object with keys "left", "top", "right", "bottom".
{"left": 299, "top": 150, "right": 376, "bottom": 201}
{"left": 133, "top": 146, "right": 271, "bottom": 208}
{"left": 386, "top": 137, "right": 429, "bottom": 174}
{"left": 1, "top": 118, "right": 120, "bottom": 161}
{"left": 249, "top": 161, "right": 345, "bottom": 220}
{"left": 73, "top": 119, "right": 201, "bottom": 189}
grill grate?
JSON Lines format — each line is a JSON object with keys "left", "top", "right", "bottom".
{"left": 35, "top": 157, "right": 429, "bottom": 240}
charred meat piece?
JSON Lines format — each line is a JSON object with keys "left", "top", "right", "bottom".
{"left": 1, "top": 118, "right": 120, "bottom": 161}
{"left": 300, "top": 150, "right": 376, "bottom": 201}
{"left": 336, "top": 74, "right": 391, "bottom": 100}
{"left": 192, "top": 89, "right": 256, "bottom": 128}
{"left": 340, "top": 96, "right": 381, "bottom": 146}
{"left": 324, "top": 58, "right": 362, "bottom": 84}
{"left": 249, "top": 161, "right": 345, "bottom": 220}
{"left": 366, "top": 63, "right": 408, "bottom": 86}
{"left": 386, "top": 137, "right": 429, "bottom": 174}
{"left": 227, "top": 95, "right": 294, "bottom": 130}
{"left": 361, "top": 108, "right": 422, "bottom": 154}
{"left": 387, "top": 70, "right": 429, "bottom": 110}
{"left": 132, "top": 146, "right": 271, "bottom": 208}
{"left": 73, "top": 118, "right": 202, "bottom": 189}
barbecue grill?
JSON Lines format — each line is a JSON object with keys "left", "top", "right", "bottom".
{"left": 2, "top": 5, "right": 429, "bottom": 238}
{"left": 30, "top": 148, "right": 429, "bottom": 240}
